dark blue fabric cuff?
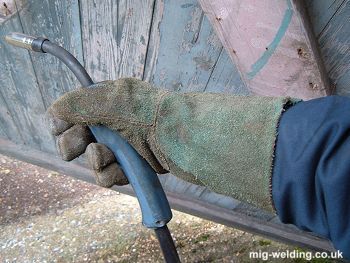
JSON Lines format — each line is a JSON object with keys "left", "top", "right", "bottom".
{"left": 273, "top": 95, "right": 350, "bottom": 258}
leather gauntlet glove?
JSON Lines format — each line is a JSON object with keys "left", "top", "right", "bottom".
{"left": 47, "top": 78, "right": 297, "bottom": 212}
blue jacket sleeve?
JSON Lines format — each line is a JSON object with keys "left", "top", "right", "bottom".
{"left": 273, "top": 95, "right": 350, "bottom": 258}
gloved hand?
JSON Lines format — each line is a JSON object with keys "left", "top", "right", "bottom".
{"left": 46, "top": 106, "right": 129, "bottom": 188}
{"left": 47, "top": 78, "right": 297, "bottom": 212}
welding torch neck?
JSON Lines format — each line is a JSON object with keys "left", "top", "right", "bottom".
{"left": 5, "top": 32, "right": 93, "bottom": 87}
{"left": 5, "top": 32, "right": 47, "bottom": 52}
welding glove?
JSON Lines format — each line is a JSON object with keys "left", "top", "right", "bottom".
{"left": 47, "top": 78, "right": 298, "bottom": 212}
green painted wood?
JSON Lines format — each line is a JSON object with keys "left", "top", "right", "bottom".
{"left": 0, "top": 127, "right": 7, "bottom": 139}
{"left": 0, "top": 14, "right": 54, "bottom": 151}
{"left": 80, "top": 0, "right": 155, "bottom": 82}
{"left": 16, "top": 0, "right": 83, "bottom": 107}
{"left": 0, "top": 2, "right": 22, "bottom": 141}
{"left": 0, "top": 0, "right": 247, "bottom": 168}
{"left": 144, "top": 0, "right": 247, "bottom": 93}
{"left": 142, "top": 0, "right": 163, "bottom": 82}
{"left": 305, "top": 0, "right": 345, "bottom": 37}
{"left": 0, "top": 93, "right": 19, "bottom": 141}
{"left": 205, "top": 50, "right": 250, "bottom": 94}
{"left": 307, "top": 0, "right": 350, "bottom": 96}
{"left": 159, "top": 174, "right": 241, "bottom": 209}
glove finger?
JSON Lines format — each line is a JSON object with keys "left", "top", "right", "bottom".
{"left": 46, "top": 107, "right": 73, "bottom": 136}
{"left": 56, "top": 124, "right": 94, "bottom": 161}
{"left": 85, "top": 143, "right": 116, "bottom": 171}
{"left": 86, "top": 143, "right": 129, "bottom": 187}
{"left": 94, "top": 163, "right": 129, "bottom": 187}
{"left": 48, "top": 78, "right": 168, "bottom": 174}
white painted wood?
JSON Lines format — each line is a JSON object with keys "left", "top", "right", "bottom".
{"left": 199, "top": 0, "right": 331, "bottom": 99}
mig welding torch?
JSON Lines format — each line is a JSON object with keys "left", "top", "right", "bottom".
{"left": 5, "top": 32, "right": 180, "bottom": 263}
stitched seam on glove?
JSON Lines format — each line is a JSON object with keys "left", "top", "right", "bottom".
{"left": 149, "top": 90, "right": 171, "bottom": 170}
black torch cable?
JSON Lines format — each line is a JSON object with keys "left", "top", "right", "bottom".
{"left": 41, "top": 40, "right": 94, "bottom": 87}
{"left": 155, "top": 225, "right": 181, "bottom": 263}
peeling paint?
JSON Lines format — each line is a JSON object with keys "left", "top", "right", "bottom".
{"left": 193, "top": 56, "right": 213, "bottom": 71}
{"left": 140, "top": 35, "right": 146, "bottom": 45}
{"left": 181, "top": 3, "right": 193, "bottom": 8}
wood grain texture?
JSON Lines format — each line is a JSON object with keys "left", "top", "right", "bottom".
{"left": 199, "top": 0, "right": 330, "bottom": 99}
{"left": 0, "top": 0, "right": 248, "bottom": 161}
{"left": 308, "top": 0, "right": 350, "bottom": 96}
{"left": 142, "top": 0, "right": 163, "bottom": 82}
{"left": 80, "top": 0, "right": 155, "bottom": 82}
{"left": 0, "top": 91, "right": 20, "bottom": 141}
{"left": 15, "top": 0, "right": 83, "bottom": 107}
{"left": 305, "top": 0, "right": 345, "bottom": 37}
{"left": 205, "top": 50, "right": 249, "bottom": 94}
{"left": 0, "top": 13, "right": 54, "bottom": 151}
{"left": 144, "top": 0, "right": 248, "bottom": 93}
{"left": 159, "top": 174, "right": 241, "bottom": 210}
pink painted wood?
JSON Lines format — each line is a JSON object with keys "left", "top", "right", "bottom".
{"left": 0, "top": 0, "right": 17, "bottom": 23}
{"left": 199, "top": 0, "right": 331, "bottom": 99}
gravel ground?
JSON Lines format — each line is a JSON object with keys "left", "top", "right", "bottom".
{"left": 0, "top": 154, "right": 332, "bottom": 262}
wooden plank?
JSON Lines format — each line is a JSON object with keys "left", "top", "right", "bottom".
{"left": 80, "top": 0, "right": 155, "bottom": 82}
{"left": 159, "top": 174, "right": 241, "bottom": 210}
{"left": 199, "top": 0, "right": 331, "bottom": 99}
{"left": 142, "top": 0, "right": 163, "bottom": 82}
{"left": 0, "top": 13, "right": 54, "bottom": 151}
{"left": 204, "top": 49, "right": 250, "bottom": 94}
{"left": 144, "top": 0, "right": 248, "bottom": 93}
{"left": 0, "top": 137, "right": 335, "bottom": 252}
{"left": 305, "top": 0, "right": 345, "bottom": 37}
{"left": 166, "top": 192, "right": 334, "bottom": 252}
{"left": 160, "top": 174, "right": 211, "bottom": 202}
{"left": 146, "top": 0, "right": 222, "bottom": 91}
{"left": 315, "top": 1, "right": 350, "bottom": 96}
{"left": 0, "top": 0, "right": 16, "bottom": 23}
{"left": 16, "top": 0, "right": 83, "bottom": 107}
{"left": 0, "top": 1, "right": 24, "bottom": 142}
{"left": 0, "top": 126, "right": 7, "bottom": 139}
{"left": 0, "top": 92, "right": 20, "bottom": 141}
{"left": 1, "top": 0, "right": 248, "bottom": 160}
{"left": 79, "top": 0, "right": 118, "bottom": 81}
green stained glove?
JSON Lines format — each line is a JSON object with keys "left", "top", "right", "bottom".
{"left": 48, "top": 78, "right": 296, "bottom": 212}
